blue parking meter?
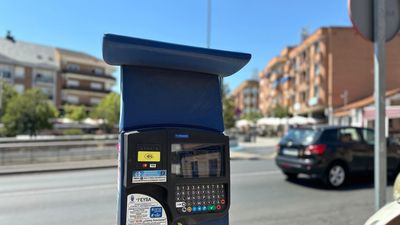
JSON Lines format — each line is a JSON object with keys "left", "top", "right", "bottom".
{"left": 103, "top": 34, "right": 250, "bottom": 225}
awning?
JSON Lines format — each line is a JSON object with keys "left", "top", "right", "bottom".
{"left": 363, "top": 106, "right": 400, "bottom": 120}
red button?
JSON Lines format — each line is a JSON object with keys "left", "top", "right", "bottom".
{"left": 216, "top": 205, "right": 222, "bottom": 210}
{"left": 220, "top": 199, "right": 225, "bottom": 205}
{"left": 142, "top": 163, "right": 148, "bottom": 168}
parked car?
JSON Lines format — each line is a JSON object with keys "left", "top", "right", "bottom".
{"left": 275, "top": 126, "right": 400, "bottom": 188}
{"left": 364, "top": 173, "right": 400, "bottom": 225}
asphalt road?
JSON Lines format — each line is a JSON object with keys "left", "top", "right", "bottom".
{"left": 0, "top": 152, "right": 395, "bottom": 225}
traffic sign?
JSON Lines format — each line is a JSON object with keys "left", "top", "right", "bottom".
{"left": 349, "top": 0, "right": 400, "bottom": 42}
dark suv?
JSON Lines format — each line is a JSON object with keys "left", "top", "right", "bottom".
{"left": 275, "top": 126, "right": 400, "bottom": 188}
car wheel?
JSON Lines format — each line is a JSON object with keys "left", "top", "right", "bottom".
{"left": 324, "top": 163, "right": 347, "bottom": 188}
{"left": 284, "top": 172, "right": 298, "bottom": 180}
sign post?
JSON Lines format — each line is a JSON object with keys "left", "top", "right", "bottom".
{"left": 349, "top": 0, "right": 400, "bottom": 210}
{"left": 373, "top": 0, "right": 387, "bottom": 210}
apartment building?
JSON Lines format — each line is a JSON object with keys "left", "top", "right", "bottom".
{"left": 231, "top": 80, "right": 259, "bottom": 116}
{"left": 259, "top": 27, "right": 400, "bottom": 121}
{"left": 0, "top": 33, "right": 59, "bottom": 103}
{"left": 57, "top": 48, "right": 115, "bottom": 108}
{"left": 259, "top": 47, "right": 293, "bottom": 115}
{"left": 0, "top": 32, "right": 115, "bottom": 111}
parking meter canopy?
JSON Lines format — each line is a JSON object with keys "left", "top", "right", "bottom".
{"left": 103, "top": 34, "right": 251, "bottom": 132}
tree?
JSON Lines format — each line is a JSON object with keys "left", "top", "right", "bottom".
{"left": 241, "top": 111, "right": 263, "bottom": 121}
{"left": 64, "top": 105, "right": 87, "bottom": 122}
{"left": 269, "top": 105, "right": 290, "bottom": 118}
{"left": 222, "top": 84, "right": 236, "bottom": 129}
{"left": 2, "top": 89, "right": 58, "bottom": 136}
{"left": 91, "top": 92, "right": 120, "bottom": 132}
{"left": 0, "top": 81, "right": 17, "bottom": 117}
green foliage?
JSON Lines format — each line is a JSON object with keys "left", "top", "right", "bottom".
{"left": 91, "top": 92, "right": 120, "bottom": 132}
{"left": 0, "top": 81, "right": 17, "bottom": 117}
{"left": 222, "top": 84, "right": 236, "bottom": 129}
{"left": 241, "top": 111, "right": 263, "bottom": 121}
{"left": 63, "top": 128, "right": 84, "bottom": 135}
{"left": 64, "top": 105, "right": 87, "bottom": 122}
{"left": 269, "top": 105, "right": 290, "bottom": 118}
{"left": 2, "top": 88, "right": 58, "bottom": 136}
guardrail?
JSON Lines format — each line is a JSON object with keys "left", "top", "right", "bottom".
{"left": 0, "top": 137, "right": 118, "bottom": 166}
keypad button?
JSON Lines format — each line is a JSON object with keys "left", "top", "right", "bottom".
{"left": 176, "top": 183, "right": 226, "bottom": 214}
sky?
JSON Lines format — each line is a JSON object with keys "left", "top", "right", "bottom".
{"left": 0, "top": 0, "right": 351, "bottom": 93}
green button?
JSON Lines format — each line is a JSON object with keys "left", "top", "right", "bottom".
{"left": 207, "top": 205, "right": 213, "bottom": 210}
{"left": 210, "top": 205, "right": 216, "bottom": 211}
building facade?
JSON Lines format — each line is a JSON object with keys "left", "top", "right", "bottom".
{"left": 259, "top": 27, "right": 400, "bottom": 121}
{"left": 57, "top": 48, "right": 115, "bottom": 109}
{"left": 0, "top": 32, "right": 115, "bottom": 112}
{"left": 231, "top": 80, "right": 259, "bottom": 116}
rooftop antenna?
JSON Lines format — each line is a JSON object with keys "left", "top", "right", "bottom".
{"left": 6, "top": 30, "right": 15, "bottom": 43}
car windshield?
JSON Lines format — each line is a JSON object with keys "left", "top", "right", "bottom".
{"left": 281, "top": 128, "right": 318, "bottom": 145}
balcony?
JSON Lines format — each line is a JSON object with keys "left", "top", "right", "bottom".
{"left": 63, "top": 85, "right": 111, "bottom": 95}
{"left": 62, "top": 69, "right": 116, "bottom": 81}
{"left": 34, "top": 76, "right": 54, "bottom": 85}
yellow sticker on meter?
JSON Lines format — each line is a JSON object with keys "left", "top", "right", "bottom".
{"left": 138, "top": 151, "right": 161, "bottom": 162}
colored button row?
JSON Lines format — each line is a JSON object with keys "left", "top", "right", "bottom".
{"left": 184, "top": 205, "right": 223, "bottom": 213}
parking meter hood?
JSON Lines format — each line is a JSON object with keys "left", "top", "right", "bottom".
{"left": 103, "top": 33, "right": 251, "bottom": 77}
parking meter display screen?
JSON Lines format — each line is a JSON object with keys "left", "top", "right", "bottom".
{"left": 171, "top": 143, "right": 224, "bottom": 178}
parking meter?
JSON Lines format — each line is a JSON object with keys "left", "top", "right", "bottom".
{"left": 103, "top": 34, "right": 250, "bottom": 225}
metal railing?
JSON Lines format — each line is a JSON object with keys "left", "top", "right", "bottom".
{"left": 0, "top": 136, "right": 118, "bottom": 166}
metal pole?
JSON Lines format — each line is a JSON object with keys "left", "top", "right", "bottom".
{"left": 373, "top": 0, "right": 387, "bottom": 210}
{"left": 207, "top": 0, "right": 211, "bottom": 48}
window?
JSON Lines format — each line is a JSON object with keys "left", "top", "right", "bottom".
{"left": 14, "top": 67, "right": 25, "bottom": 79}
{"left": 67, "top": 63, "right": 80, "bottom": 71}
{"left": 66, "top": 95, "right": 79, "bottom": 104}
{"left": 90, "top": 97, "right": 101, "bottom": 105}
{"left": 34, "top": 69, "right": 54, "bottom": 83}
{"left": 0, "top": 64, "right": 12, "bottom": 79}
{"left": 105, "top": 82, "right": 113, "bottom": 91}
{"left": 314, "top": 41, "right": 320, "bottom": 53}
{"left": 14, "top": 84, "right": 24, "bottom": 94}
{"left": 314, "top": 85, "right": 319, "bottom": 98}
{"left": 338, "top": 128, "right": 360, "bottom": 143}
{"left": 90, "top": 82, "right": 102, "bottom": 90}
{"left": 301, "top": 72, "right": 308, "bottom": 82}
{"left": 67, "top": 80, "right": 79, "bottom": 87}
{"left": 301, "top": 92, "right": 307, "bottom": 102}
{"left": 320, "top": 129, "right": 338, "bottom": 143}
{"left": 314, "top": 64, "right": 320, "bottom": 76}
{"left": 362, "top": 129, "right": 374, "bottom": 145}
{"left": 93, "top": 68, "right": 104, "bottom": 75}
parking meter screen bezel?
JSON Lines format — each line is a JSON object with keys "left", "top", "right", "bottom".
{"left": 171, "top": 143, "right": 225, "bottom": 179}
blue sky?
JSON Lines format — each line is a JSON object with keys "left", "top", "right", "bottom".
{"left": 0, "top": 0, "right": 351, "bottom": 93}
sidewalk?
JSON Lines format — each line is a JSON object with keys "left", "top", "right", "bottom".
{"left": 238, "top": 136, "right": 280, "bottom": 148}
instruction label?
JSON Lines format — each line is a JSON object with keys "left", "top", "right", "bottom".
{"left": 132, "top": 170, "right": 167, "bottom": 183}
{"left": 126, "top": 193, "right": 167, "bottom": 225}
